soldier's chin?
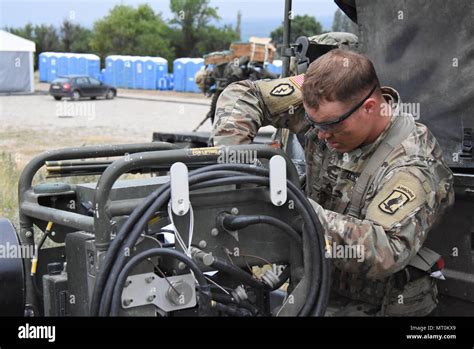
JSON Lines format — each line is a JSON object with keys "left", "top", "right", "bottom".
{"left": 327, "top": 141, "right": 346, "bottom": 152}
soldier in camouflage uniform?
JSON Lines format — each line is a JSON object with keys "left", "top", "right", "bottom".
{"left": 195, "top": 57, "right": 278, "bottom": 127}
{"left": 209, "top": 48, "right": 454, "bottom": 316}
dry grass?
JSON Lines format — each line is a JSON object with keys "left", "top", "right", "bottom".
{"left": 0, "top": 152, "right": 20, "bottom": 226}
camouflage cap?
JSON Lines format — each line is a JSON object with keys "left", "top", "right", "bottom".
{"left": 308, "top": 31, "right": 358, "bottom": 48}
{"left": 290, "top": 31, "right": 358, "bottom": 74}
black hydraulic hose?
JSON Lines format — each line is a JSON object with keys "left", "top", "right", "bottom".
{"left": 210, "top": 293, "right": 260, "bottom": 316}
{"left": 190, "top": 175, "right": 325, "bottom": 316}
{"left": 213, "top": 302, "right": 252, "bottom": 317}
{"left": 220, "top": 214, "right": 302, "bottom": 245}
{"left": 168, "top": 175, "right": 322, "bottom": 315}
{"left": 205, "top": 255, "right": 269, "bottom": 290}
{"left": 109, "top": 248, "right": 210, "bottom": 316}
{"left": 91, "top": 164, "right": 269, "bottom": 315}
{"left": 97, "top": 164, "right": 328, "bottom": 317}
{"left": 98, "top": 169, "right": 270, "bottom": 315}
{"left": 286, "top": 179, "right": 330, "bottom": 316}
{"left": 273, "top": 266, "right": 291, "bottom": 290}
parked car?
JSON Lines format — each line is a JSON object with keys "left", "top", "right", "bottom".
{"left": 49, "top": 75, "right": 117, "bottom": 101}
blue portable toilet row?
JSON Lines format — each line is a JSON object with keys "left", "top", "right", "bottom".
{"left": 39, "top": 52, "right": 100, "bottom": 82}
{"left": 265, "top": 60, "right": 282, "bottom": 76}
{"left": 173, "top": 58, "right": 204, "bottom": 93}
{"left": 104, "top": 55, "right": 169, "bottom": 90}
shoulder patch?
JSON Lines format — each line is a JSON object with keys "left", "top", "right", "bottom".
{"left": 256, "top": 77, "right": 303, "bottom": 115}
{"left": 366, "top": 172, "right": 426, "bottom": 229}
{"left": 270, "top": 83, "right": 295, "bottom": 96}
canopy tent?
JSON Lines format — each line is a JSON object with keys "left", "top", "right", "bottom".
{"left": 0, "top": 30, "right": 36, "bottom": 93}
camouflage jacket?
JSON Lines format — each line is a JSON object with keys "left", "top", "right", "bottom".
{"left": 209, "top": 76, "right": 455, "bottom": 315}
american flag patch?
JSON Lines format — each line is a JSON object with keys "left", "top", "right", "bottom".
{"left": 289, "top": 74, "right": 305, "bottom": 90}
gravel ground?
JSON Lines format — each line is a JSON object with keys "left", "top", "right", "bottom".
{"left": 0, "top": 86, "right": 213, "bottom": 168}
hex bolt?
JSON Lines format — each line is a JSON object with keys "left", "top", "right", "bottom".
{"left": 277, "top": 201, "right": 282, "bottom": 206}
{"left": 211, "top": 228, "right": 219, "bottom": 237}
{"left": 147, "top": 295, "right": 156, "bottom": 302}
{"left": 145, "top": 276, "right": 155, "bottom": 284}
{"left": 124, "top": 279, "right": 132, "bottom": 287}
{"left": 178, "top": 199, "right": 183, "bottom": 204}
{"left": 277, "top": 190, "right": 282, "bottom": 195}
{"left": 178, "top": 210, "right": 184, "bottom": 215}
{"left": 123, "top": 299, "right": 133, "bottom": 307}
{"left": 231, "top": 207, "right": 239, "bottom": 215}
{"left": 178, "top": 262, "right": 186, "bottom": 270}
{"left": 25, "top": 231, "right": 33, "bottom": 239}
{"left": 198, "top": 240, "right": 207, "bottom": 249}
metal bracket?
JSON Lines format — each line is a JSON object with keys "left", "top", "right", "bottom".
{"left": 269, "top": 155, "right": 287, "bottom": 206}
{"left": 121, "top": 272, "right": 197, "bottom": 313}
{"left": 170, "top": 162, "right": 190, "bottom": 216}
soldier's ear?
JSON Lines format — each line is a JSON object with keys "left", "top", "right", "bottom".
{"left": 363, "top": 98, "right": 377, "bottom": 114}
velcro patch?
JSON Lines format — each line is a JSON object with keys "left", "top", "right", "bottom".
{"left": 378, "top": 184, "right": 416, "bottom": 214}
{"left": 256, "top": 77, "right": 303, "bottom": 115}
{"left": 366, "top": 172, "right": 426, "bottom": 229}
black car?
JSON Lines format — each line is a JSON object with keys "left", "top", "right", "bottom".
{"left": 49, "top": 75, "right": 117, "bottom": 101}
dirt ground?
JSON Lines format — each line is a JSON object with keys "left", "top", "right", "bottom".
{"left": 0, "top": 84, "right": 212, "bottom": 169}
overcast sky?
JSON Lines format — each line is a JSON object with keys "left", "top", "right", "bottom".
{"left": 0, "top": 0, "right": 338, "bottom": 27}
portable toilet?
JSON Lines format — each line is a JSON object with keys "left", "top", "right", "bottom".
{"left": 133, "top": 57, "right": 145, "bottom": 89}
{"left": 47, "top": 53, "right": 60, "bottom": 82}
{"left": 39, "top": 52, "right": 51, "bottom": 82}
{"left": 123, "top": 56, "right": 135, "bottom": 89}
{"left": 115, "top": 56, "right": 126, "bottom": 88}
{"left": 85, "top": 54, "right": 100, "bottom": 79}
{"left": 98, "top": 68, "right": 106, "bottom": 83}
{"left": 154, "top": 57, "right": 168, "bottom": 90}
{"left": 104, "top": 55, "right": 119, "bottom": 86}
{"left": 185, "top": 58, "right": 204, "bottom": 92}
{"left": 144, "top": 57, "right": 157, "bottom": 90}
{"left": 57, "top": 53, "right": 69, "bottom": 77}
{"left": 68, "top": 54, "right": 79, "bottom": 75}
{"left": 173, "top": 58, "right": 189, "bottom": 92}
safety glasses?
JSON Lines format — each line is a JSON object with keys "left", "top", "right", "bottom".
{"left": 305, "top": 85, "right": 377, "bottom": 132}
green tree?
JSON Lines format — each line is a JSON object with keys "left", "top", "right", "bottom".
{"left": 90, "top": 4, "right": 173, "bottom": 62}
{"left": 60, "top": 19, "right": 92, "bottom": 53}
{"left": 5, "top": 23, "right": 35, "bottom": 42}
{"left": 270, "top": 15, "right": 323, "bottom": 47}
{"left": 33, "top": 24, "right": 61, "bottom": 53}
{"left": 169, "top": 0, "right": 238, "bottom": 57}
{"left": 332, "top": 9, "right": 358, "bottom": 35}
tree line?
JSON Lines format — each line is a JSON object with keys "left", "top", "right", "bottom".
{"left": 5, "top": 0, "right": 356, "bottom": 69}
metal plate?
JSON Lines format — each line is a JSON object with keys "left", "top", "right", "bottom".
{"left": 121, "top": 272, "right": 197, "bottom": 313}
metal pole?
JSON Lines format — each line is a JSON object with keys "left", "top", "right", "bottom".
{"left": 282, "top": 0, "right": 292, "bottom": 77}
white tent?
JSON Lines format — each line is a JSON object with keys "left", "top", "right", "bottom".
{"left": 0, "top": 30, "right": 36, "bottom": 93}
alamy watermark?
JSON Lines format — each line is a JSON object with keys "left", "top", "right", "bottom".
{"left": 217, "top": 146, "right": 259, "bottom": 165}
{"left": 381, "top": 101, "right": 421, "bottom": 120}
{"left": 55, "top": 100, "right": 95, "bottom": 120}
{"left": 18, "top": 323, "right": 56, "bottom": 342}
{"left": 325, "top": 242, "right": 365, "bottom": 262}
{"left": 0, "top": 242, "right": 34, "bottom": 259}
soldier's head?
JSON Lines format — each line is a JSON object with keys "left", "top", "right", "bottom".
{"left": 302, "top": 49, "right": 390, "bottom": 153}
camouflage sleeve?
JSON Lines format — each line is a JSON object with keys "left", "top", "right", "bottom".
{"left": 310, "top": 164, "right": 454, "bottom": 280}
{"left": 209, "top": 75, "right": 310, "bottom": 146}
